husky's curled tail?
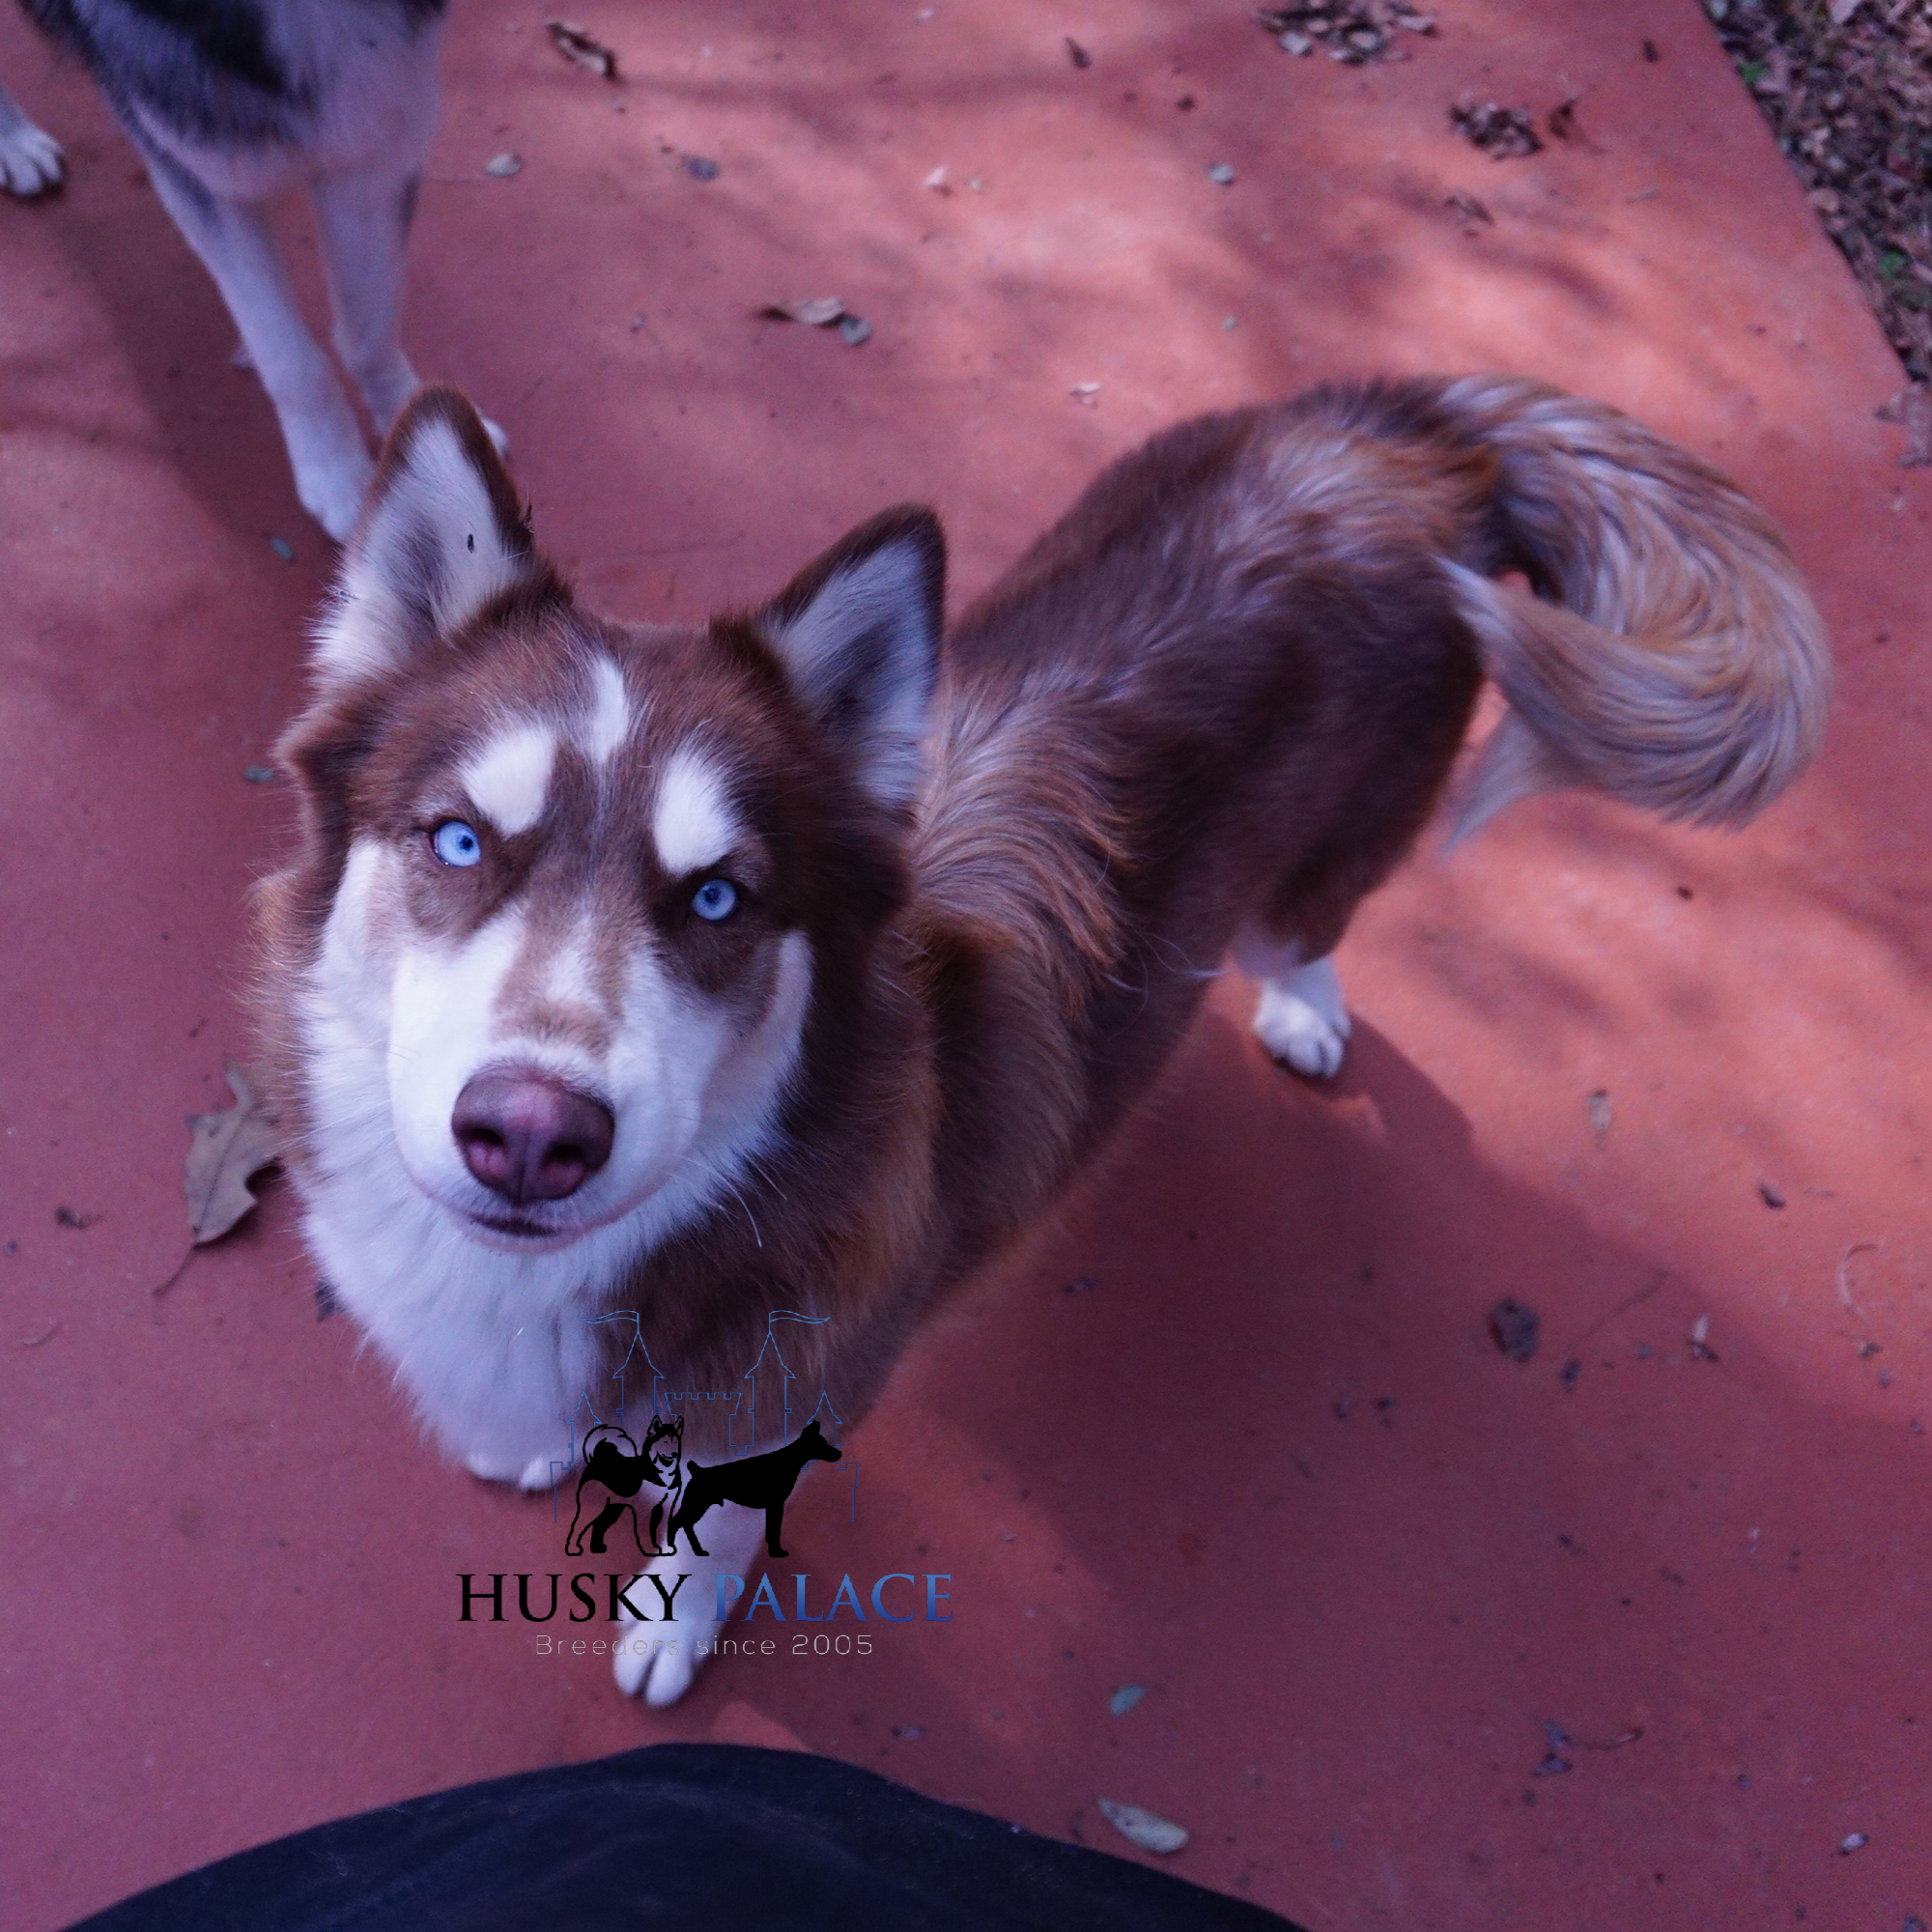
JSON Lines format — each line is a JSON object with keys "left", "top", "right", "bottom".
{"left": 1414, "top": 375, "right": 1830, "bottom": 836}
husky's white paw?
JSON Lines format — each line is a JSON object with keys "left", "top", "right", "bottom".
{"left": 268, "top": 384, "right": 375, "bottom": 540}
{"left": 462, "top": 1447, "right": 566, "bottom": 1491}
{"left": 616, "top": 1602, "right": 704, "bottom": 1709}
{"left": 1252, "top": 954, "right": 1351, "bottom": 1079}
{"left": 277, "top": 415, "right": 374, "bottom": 540}
{"left": 0, "top": 116, "right": 63, "bottom": 197}
{"left": 296, "top": 447, "right": 375, "bottom": 542}
{"left": 614, "top": 1502, "right": 764, "bottom": 1708}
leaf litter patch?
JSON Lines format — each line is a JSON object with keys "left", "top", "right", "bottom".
{"left": 1706, "top": 0, "right": 1932, "bottom": 435}
{"left": 1255, "top": 2, "right": 1436, "bottom": 64}
{"left": 1451, "top": 96, "right": 1544, "bottom": 157}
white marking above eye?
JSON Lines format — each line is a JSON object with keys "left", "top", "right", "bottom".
{"left": 582, "top": 656, "right": 634, "bottom": 766}
{"left": 652, "top": 746, "right": 740, "bottom": 877}
{"left": 460, "top": 724, "right": 556, "bottom": 837}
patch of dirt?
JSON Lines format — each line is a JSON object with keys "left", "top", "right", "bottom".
{"left": 1709, "top": 0, "right": 1932, "bottom": 380}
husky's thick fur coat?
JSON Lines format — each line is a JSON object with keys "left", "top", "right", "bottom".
{"left": 260, "top": 379, "right": 1828, "bottom": 1703}
{"left": 20, "top": 0, "right": 454, "bottom": 536}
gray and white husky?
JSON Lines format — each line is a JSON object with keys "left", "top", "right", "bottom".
{"left": 18, "top": 0, "right": 480, "bottom": 537}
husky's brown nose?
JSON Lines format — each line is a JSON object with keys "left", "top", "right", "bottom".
{"left": 451, "top": 1070, "right": 614, "bottom": 1205}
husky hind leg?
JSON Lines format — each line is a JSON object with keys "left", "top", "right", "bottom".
{"left": 309, "top": 160, "right": 424, "bottom": 436}
{"left": 1233, "top": 859, "right": 1379, "bottom": 1082}
{"left": 1235, "top": 931, "right": 1351, "bottom": 1079}
{"left": 310, "top": 159, "right": 506, "bottom": 456}
{"left": 1236, "top": 642, "right": 1481, "bottom": 1078}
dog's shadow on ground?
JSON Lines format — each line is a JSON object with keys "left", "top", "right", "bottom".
{"left": 801, "top": 1000, "right": 1926, "bottom": 1893}
{"left": 917, "top": 1007, "right": 1628, "bottom": 1567}
{"left": 6, "top": 55, "right": 314, "bottom": 549}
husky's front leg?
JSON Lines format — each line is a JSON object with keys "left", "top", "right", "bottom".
{"left": 311, "top": 162, "right": 508, "bottom": 458}
{"left": 613, "top": 1501, "right": 765, "bottom": 1709}
{"left": 141, "top": 158, "right": 373, "bottom": 538}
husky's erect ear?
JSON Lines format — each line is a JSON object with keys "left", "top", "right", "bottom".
{"left": 753, "top": 506, "right": 945, "bottom": 810}
{"left": 311, "top": 388, "right": 548, "bottom": 684}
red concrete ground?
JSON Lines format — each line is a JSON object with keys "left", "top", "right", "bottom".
{"left": 2, "top": 0, "right": 1927, "bottom": 1926}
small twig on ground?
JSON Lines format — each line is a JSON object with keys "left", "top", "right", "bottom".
{"left": 152, "top": 1245, "right": 195, "bottom": 1297}
{"left": 1566, "top": 1272, "right": 1664, "bottom": 1353}
{"left": 1835, "top": 1239, "right": 1879, "bottom": 1326}
{"left": 1571, "top": 1724, "right": 1643, "bottom": 1751}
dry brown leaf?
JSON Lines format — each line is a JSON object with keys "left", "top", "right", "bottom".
{"left": 759, "top": 298, "right": 848, "bottom": 327}
{"left": 185, "top": 1063, "right": 282, "bottom": 1244}
{"left": 545, "top": 17, "right": 618, "bottom": 78}
{"left": 1490, "top": 1297, "right": 1540, "bottom": 1362}
{"left": 1096, "top": 1799, "right": 1189, "bottom": 1854}
{"left": 1877, "top": 384, "right": 1932, "bottom": 467}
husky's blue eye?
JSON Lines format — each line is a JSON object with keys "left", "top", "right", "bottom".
{"left": 432, "top": 820, "right": 483, "bottom": 867}
{"left": 691, "top": 878, "right": 737, "bottom": 922}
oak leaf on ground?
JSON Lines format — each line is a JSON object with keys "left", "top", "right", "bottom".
{"left": 185, "top": 1063, "right": 282, "bottom": 1245}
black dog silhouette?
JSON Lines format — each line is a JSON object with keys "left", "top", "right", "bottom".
{"left": 564, "top": 1416, "right": 683, "bottom": 1557}
{"left": 668, "top": 1419, "right": 841, "bottom": 1559}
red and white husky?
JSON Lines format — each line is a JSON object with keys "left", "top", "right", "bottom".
{"left": 260, "top": 380, "right": 1829, "bottom": 1705}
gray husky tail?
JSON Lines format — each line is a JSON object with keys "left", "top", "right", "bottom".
{"left": 1429, "top": 375, "right": 1831, "bottom": 838}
